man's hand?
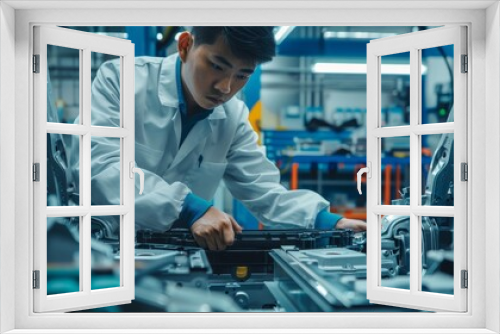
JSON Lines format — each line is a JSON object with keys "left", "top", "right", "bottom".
{"left": 335, "top": 218, "right": 367, "bottom": 232}
{"left": 190, "top": 207, "right": 243, "bottom": 251}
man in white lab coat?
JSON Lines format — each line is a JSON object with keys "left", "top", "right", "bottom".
{"left": 86, "top": 27, "right": 366, "bottom": 251}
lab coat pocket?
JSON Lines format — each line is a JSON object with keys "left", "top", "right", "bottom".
{"left": 187, "top": 161, "right": 227, "bottom": 200}
{"left": 135, "top": 143, "right": 164, "bottom": 173}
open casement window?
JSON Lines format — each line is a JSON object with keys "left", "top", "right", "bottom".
{"left": 365, "top": 26, "right": 467, "bottom": 312}
{"left": 33, "top": 26, "right": 138, "bottom": 312}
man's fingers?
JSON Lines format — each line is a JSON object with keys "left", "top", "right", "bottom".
{"left": 193, "top": 235, "right": 207, "bottom": 249}
{"left": 335, "top": 218, "right": 367, "bottom": 232}
{"left": 221, "top": 220, "right": 235, "bottom": 246}
{"left": 205, "top": 235, "right": 218, "bottom": 251}
{"left": 214, "top": 234, "right": 226, "bottom": 251}
{"left": 210, "top": 231, "right": 227, "bottom": 251}
{"left": 190, "top": 210, "right": 243, "bottom": 251}
{"left": 357, "top": 221, "right": 367, "bottom": 232}
{"left": 350, "top": 219, "right": 367, "bottom": 232}
{"left": 194, "top": 233, "right": 221, "bottom": 251}
{"left": 229, "top": 216, "right": 243, "bottom": 233}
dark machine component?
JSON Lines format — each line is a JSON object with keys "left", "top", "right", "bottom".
{"left": 136, "top": 229, "right": 361, "bottom": 277}
{"left": 131, "top": 229, "right": 370, "bottom": 311}
{"left": 208, "top": 280, "right": 279, "bottom": 310}
{"left": 136, "top": 229, "right": 356, "bottom": 250}
{"left": 112, "top": 246, "right": 247, "bottom": 312}
{"left": 130, "top": 242, "right": 279, "bottom": 311}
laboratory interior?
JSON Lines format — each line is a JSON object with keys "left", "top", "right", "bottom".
{"left": 45, "top": 26, "right": 455, "bottom": 312}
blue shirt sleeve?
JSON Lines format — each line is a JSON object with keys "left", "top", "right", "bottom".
{"left": 314, "top": 209, "right": 343, "bottom": 230}
{"left": 179, "top": 192, "right": 213, "bottom": 228}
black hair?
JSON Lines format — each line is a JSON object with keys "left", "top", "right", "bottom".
{"left": 190, "top": 26, "right": 276, "bottom": 64}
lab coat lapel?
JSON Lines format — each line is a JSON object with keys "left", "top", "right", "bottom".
{"left": 169, "top": 118, "right": 211, "bottom": 170}
{"left": 172, "top": 109, "right": 181, "bottom": 152}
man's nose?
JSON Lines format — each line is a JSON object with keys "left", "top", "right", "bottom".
{"left": 215, "top": 76, "right": 232, "bottom": 94}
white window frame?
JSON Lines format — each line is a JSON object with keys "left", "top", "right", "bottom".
{"left": 366, "top": 26, "right": 468, "bottom": 312}
{"left": 33, "top": 25, "right": 136, "bottom": 313}
{"left": 0, "top": 1, "right": 498, "bottom": 333}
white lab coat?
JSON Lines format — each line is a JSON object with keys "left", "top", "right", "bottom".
{"left": 81, "top": 54, "right": 329, "bottom": 231}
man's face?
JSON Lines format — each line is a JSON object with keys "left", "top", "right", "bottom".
{"left": 179, "top": 33, "right": 257, "bottom": 111}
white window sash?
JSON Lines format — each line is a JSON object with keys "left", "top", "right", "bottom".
{"left": 32, "top": 25, "right": 136, "bottom": 313}
{"left": 366, "top": 25, "right": 467, "bottom": 312}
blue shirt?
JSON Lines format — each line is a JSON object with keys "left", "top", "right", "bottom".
{"left": 176, "top": 58, "right": 343, "bottom": 230}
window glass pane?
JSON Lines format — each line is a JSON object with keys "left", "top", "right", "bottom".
{"left": 421, "top": 133, "right": 454, "bottom": 206}
{"left": 47, "top": 134, "right": 80, "bottom": 206}
{"left": 47, "top": 217, "right": 80, "bottom": 295}
{"left": 380, "top": 52, "right": 410, "bottom": 127}
{"left": 380, "top": 214, "right": 410, "bottom": 291}
{"left": 91, "top": 52, "right": 121, "bottom": 127}
{"left": 421, "top": 216, "right": 454, "bottom": 295}
{"left": 421, "top": 45, "right": 454, "bottom": 124}
{"left": 381, "top": 136, "right": 410, "bottom": 205}
{"left": 91, "top": 137, "right": 121, "bottom": 206}
{"left": 47, "top": 45, "right": 80, "bottom": 124}
{"left": 91, "top": 215, "right": 120, "bottom": 290}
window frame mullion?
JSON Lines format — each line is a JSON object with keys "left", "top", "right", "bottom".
{"left": 409, "top": 47, "right": 420, "bottom": 294}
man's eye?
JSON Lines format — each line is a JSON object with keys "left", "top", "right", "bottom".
{"left": 211, "top": 62, "right": 223, "bottom": 71}
{"left": 237, "top": 74, "right": 250, "bottom": 80}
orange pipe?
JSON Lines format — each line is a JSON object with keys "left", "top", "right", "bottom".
{"left": 291, "top": 163, "right": 299, "bottom": 190}
{"left": 395, "top": 164, "right": 401, "bottom": 199}
{"left": 384, "top": 164, "right": 392, "bottom": 205}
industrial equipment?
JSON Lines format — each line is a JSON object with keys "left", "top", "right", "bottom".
{"left": 45, "top": 115, "right": 455, "bottom": 311}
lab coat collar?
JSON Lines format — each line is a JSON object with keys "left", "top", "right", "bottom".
{"left": 158, "top": 53, "right": 226, "bottom": 121}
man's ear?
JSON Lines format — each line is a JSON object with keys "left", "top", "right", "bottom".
{"left": 177, "top": 31, "right": 193, "bottom": 63}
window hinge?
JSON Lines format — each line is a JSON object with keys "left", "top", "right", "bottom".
{"left": 461, "top": 270, "right": 468, "bottom": 289}
{"left": 33, "top": 54, "right": 40, "bottom": 73}
{"left": 33, "top": 270, "right": 40, "bottom": 289}
{"left": 461, "top": 162, "right": 468, "bottom": 181}
{"left": 33, "top": 163, "right": 40, "bottom": 182}
{"left": 461, "top": 54, "right": 468, "bottom": 73}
